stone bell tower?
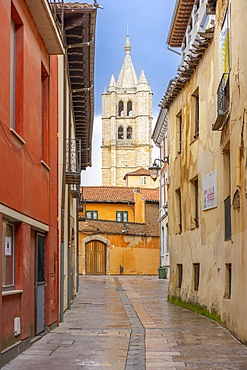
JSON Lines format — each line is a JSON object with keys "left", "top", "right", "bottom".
{"left": 101, "top": 35, "right": 153, "bottom": 186}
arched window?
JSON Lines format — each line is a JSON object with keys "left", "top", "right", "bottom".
{"left": 118, "top": 126, "right": 124, "bottom": 139}
{"left": 127, "top": 126, "right": 132, "bottom": 139}
{"left": 127, "top": 101, "right": 133, "bottom": 116}
{"left": 118, "top": 101, "right": 124, "bottom": 116}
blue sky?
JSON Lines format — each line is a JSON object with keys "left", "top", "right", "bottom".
{"left": 81, "top": 0, "right": 180, "bottom": 185}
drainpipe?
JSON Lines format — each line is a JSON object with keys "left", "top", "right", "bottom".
{"left": 167, "top": 45, "right": 181, "bottom": 56}
{"left": 60, "top": 53, "right": 67, "bottom": 322}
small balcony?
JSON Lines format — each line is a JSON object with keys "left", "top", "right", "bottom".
{"left": 212, "top": 73, "right": 229, "bottom": 130}
{"left": 70, "top": 184, "right": 80, "bottom": 198}
{"left": 65, "top": 139, "right": 81, "bottom": 184}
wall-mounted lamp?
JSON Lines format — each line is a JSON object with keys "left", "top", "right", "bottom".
{"left": 148, "top": 157, "right": 169, "bottom": 182}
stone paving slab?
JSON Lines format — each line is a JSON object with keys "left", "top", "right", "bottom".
{"left": 2, "top": 276, "right": 247, "bottom": 369}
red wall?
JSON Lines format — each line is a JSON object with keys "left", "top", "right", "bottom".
{"left": 0, "top": 0, "right": 59, "bottom": 351}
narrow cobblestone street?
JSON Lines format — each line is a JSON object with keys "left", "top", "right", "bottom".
{"left": 3, "top": 276, "right": 247, "bottom": 370}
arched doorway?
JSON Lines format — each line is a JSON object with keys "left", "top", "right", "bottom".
{"left": 85, "top": 240, "right": 106, "bottom": 275}
{"left": 82, "top": 235, "right": 110, "bottom": 275}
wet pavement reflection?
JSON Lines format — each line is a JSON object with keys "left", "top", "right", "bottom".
{"left": 2, "top": 276, "right": 247, "bottom": 369}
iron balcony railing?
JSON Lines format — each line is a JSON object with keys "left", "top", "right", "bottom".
{"left": 217, "top": 73, "right": 229, "bottom": 116}
{"left": 48, "top": 0, "right": 64, "bottom": 35}
{"left": 212, "top": 73, "right": 229, "bottom": 130}
{"left": 65, "top": 139, "right": 81, "bottom": 184}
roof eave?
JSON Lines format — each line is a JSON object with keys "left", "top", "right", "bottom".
{"left": 26, "top": 0, "right": 64, "bottom": 54}
{"left": 166, "top": 0, "right": 195, "bottom": 48}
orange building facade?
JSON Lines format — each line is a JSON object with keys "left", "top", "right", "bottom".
{"left": 79, "top": 187, "right": 160, "bottom": 275}
{"left": 0, "top": 0, "right": 63, "bottom": 364}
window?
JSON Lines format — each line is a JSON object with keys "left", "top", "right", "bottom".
{"left": 118, "top": 126, "right": 124, "bottom": 139}
{"left": 10, "top": 20, "right": 16, "bottom": 129}
{"left": 10, "top": 8, "right": 23, "bottom": 134}
{"left": 224, "top": 263, "right": 232, "bottom": 299}
{"left": 193, "top": 263, "right": 200, "bottom": 291}
{"left": 41, "top": 64, "right": 49, "bottom": 163}
{"left": 175, "top": 188, "right": 182, "bottom": 233}
{"left": 177, "top": 264, "right": 183, "bottom": 289}
{"left": 223, "top": 146, "right": 231, "bottom": 240}
{"left": 127, "top": 101, "right": 133, "bottom": 116}
{"left": 118, "top": 101, "right": 124, "bottom": 116}
{"left": 224, "top": 196, "right": 231, "bottom": 240}
{"left": 176, "top": 110, "right": 182, "bottom": 154}
{"left": 141, "top": 176, "right": 147, "bottom": 185}
{"left": 192, "top": 88, "right": 199, "bottom": 139}
{"left": 116, "top": 211, "right": 128, "bottom": 222}
{"left": 86, "top": 211, "right": 98, "bottom": 220}
{"left": 161, "top": 226, "right": 165, "bottom": 255}
{"left": 191, "top": 177, "right": 199, "bottom": 228}
{"left": 127, "top": 126, "right": 132, "bottom": 139}
{"left": 2, "top": 220, "right": 15, "bottom": 288}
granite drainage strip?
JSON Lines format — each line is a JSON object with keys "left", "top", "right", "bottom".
{"left": 114, "top": 277, "right": 146, "bottom": 370}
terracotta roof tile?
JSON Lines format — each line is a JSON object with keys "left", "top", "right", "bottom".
{"left": 82, "top": 186, "right": 159, "bottom": 203}
{"left": 63, "top": 2, "right": 93, "bottom": 9}
{"left": 123, "top": 167, "right": 151, "bottom": 179}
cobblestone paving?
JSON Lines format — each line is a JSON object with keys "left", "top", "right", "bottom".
{"left": 2, "top": 276, "right": 247, "bottom": 369}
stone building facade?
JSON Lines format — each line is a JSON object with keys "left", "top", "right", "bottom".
{"left": 101, "top": 36, "right": 153, "bottom": 186}
{"left": 157, "top": 0, "right": 247, "bottom": 344}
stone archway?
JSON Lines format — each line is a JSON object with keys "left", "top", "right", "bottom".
{"left": 82, "top": 235, "right": 110, "bottom": 275}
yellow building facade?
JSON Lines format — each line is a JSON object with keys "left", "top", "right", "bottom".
{"left": 79, "top": 187, "right": 160, "bottom": 275}
{"left": 160, "top": 0, "right": 247, "bottom": 343}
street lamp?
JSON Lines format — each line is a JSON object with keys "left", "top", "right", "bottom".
{"left": 149, "top": 157, "right": 169, "bottom": 182}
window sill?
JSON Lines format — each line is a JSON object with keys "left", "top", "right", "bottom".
{"left": 41, "top": 160, "right": 51, "bottom": 171}
{"left": 2, "top": 289, "right": 23, "bottom": 296}
{"left": 10, "top": 128, "right": 26, "bottom": 145}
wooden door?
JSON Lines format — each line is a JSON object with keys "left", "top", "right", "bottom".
{"left": 85, "top": 241, "right": 106, "bottom": 275}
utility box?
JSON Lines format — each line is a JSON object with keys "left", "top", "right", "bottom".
{"left": 158, "top": 266, "right": 167, "bottom": 279}
{"left": 14, "top": 317, "right": 21, "bottom": 336}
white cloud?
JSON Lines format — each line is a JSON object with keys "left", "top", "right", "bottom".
{"left": 81, "top": 116, "right": 102, "bottom": 186}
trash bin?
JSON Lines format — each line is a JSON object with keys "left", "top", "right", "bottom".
{"left": 158, "top": 266, "right": 167, "bottom": 279}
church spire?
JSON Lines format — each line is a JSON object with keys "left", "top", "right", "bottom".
{"left": 116, "top": 35, "right": 138, "bottom": 89}
{"left": 138, "top": 69, "right": 150, "bottom": 91}
{"left": 108, "top": 73, "right": 116, "bottom": 91}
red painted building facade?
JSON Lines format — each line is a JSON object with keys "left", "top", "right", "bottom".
{"left": 0, "top": 0, "right": 63, "bottom": 365}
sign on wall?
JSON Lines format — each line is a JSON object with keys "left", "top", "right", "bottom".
{"left": 219, "top": 5, "right": 230, "bottom": 78}
{"left": 203, "top": 171, "right": 217, "bottom": 211}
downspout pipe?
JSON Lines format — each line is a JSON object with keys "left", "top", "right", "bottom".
{"left": 167, "top": 45, "right": 181, "bottom": 56}
{"left": 60, "top": 54, "right": 67, "bottom": 323}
